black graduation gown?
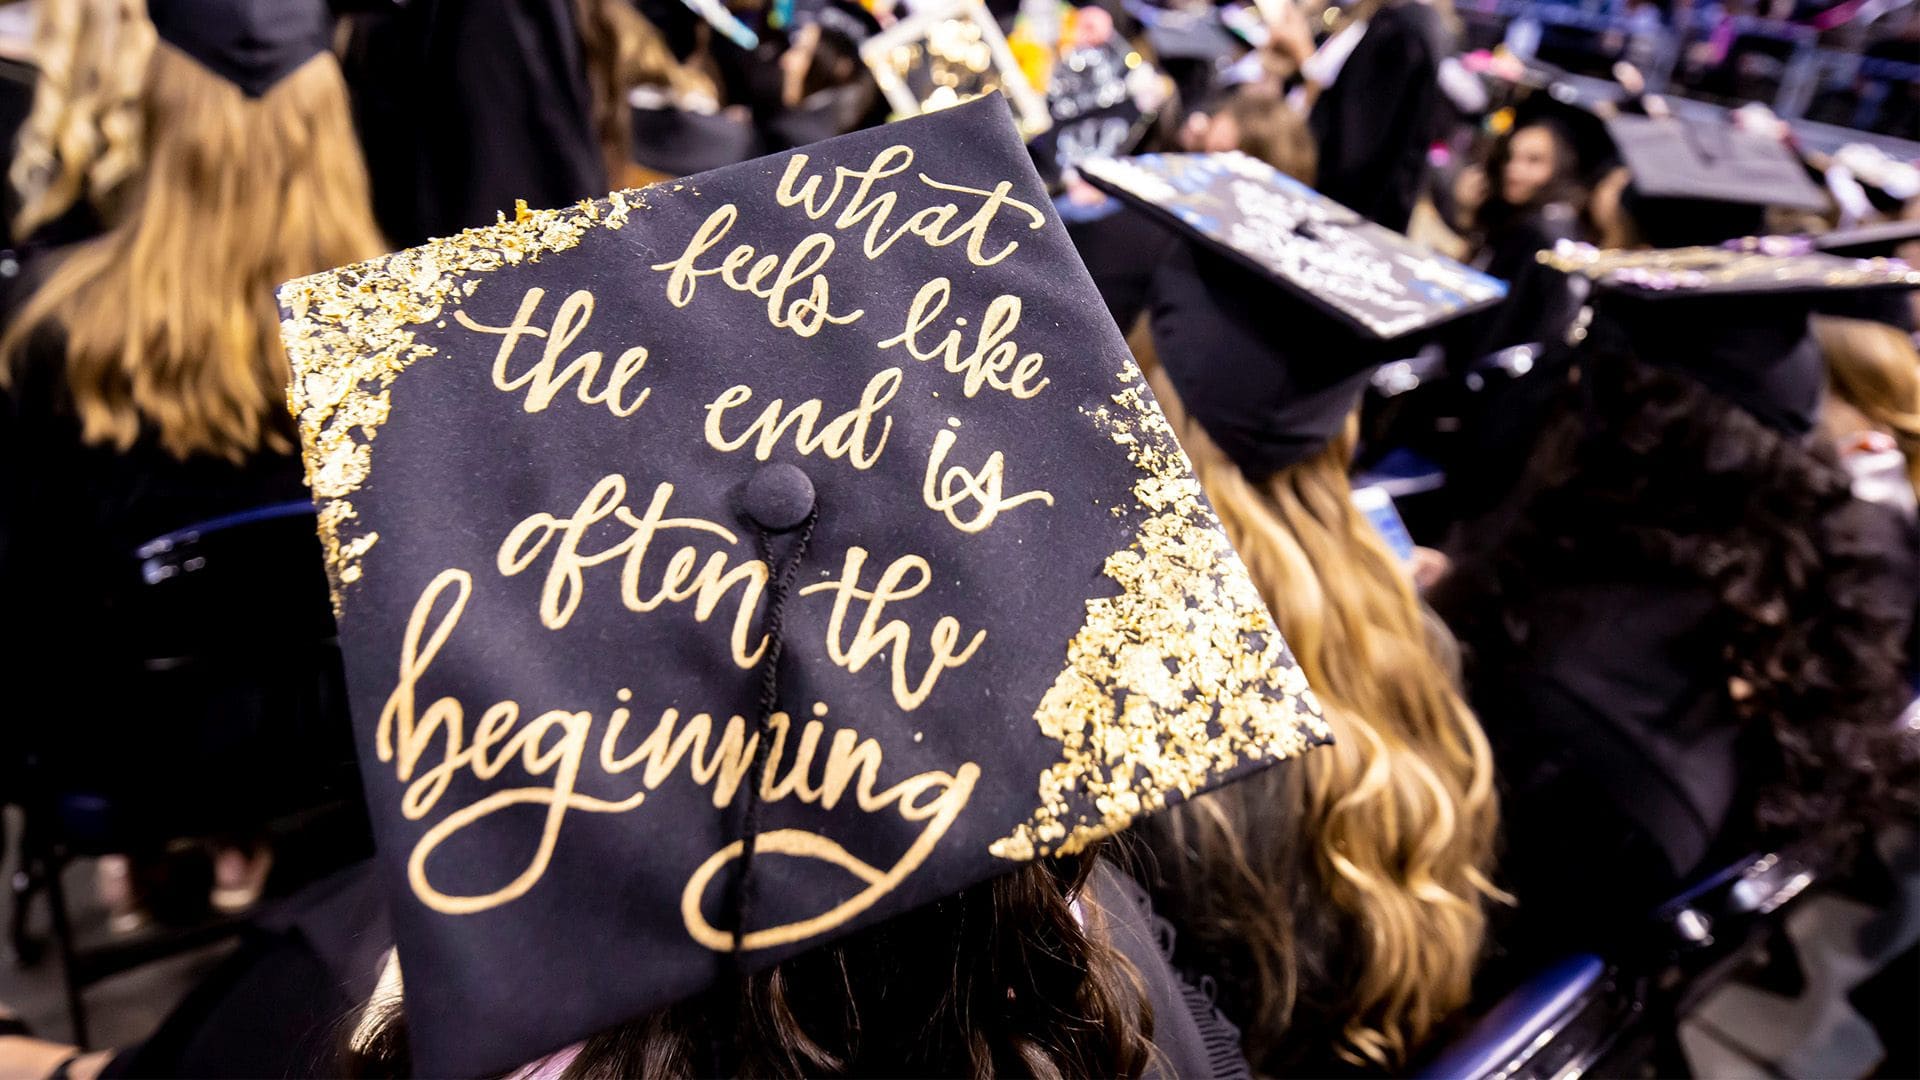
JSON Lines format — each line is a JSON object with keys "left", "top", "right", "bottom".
{"left": 1307, "top": 1, "right": 1441, "bottom": 233}
{"left": 1468, "top": 580, "right": 1756, "bottom": 977}
{"left": 1132, "top": 765, "right": 1371, "bottom": 1077}
{"left": 1091, "top": 862, "right": 1256, "bottom": 1080}
{"left": 340, "top": 0, "right": 608, "bottom": 246}
{"left": 100, "top": 861, "right": 392, "bottom": 1079}
{"left": 0, "top": 324, "right": 330, "bottom": 833}
{"left": 1459, "top": 201, "right": 1583, "bottom": 359}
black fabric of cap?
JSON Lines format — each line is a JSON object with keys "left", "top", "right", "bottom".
{"left": 1608, "top": 113, "right": 1827, "bottom": 246}
{"left": 1082, "top": 150, "right": 1505, "bottom": 475}
{"left": 1813, "top": 219, "right": 1920, "bottom": 259}
{"left": 148, "top": 0, "right": 333, "bottom": 97}
{"left": 1810, "top": 222, "right": 1920, "bottom": 330}
{"left": 1599, "top": 290, "right": 1826, "bottom": 436}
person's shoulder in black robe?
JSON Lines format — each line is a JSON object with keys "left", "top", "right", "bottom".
{"left": 340, "top": 0, "right": 608, "bottom": 245}
{"left": 1307, "top": 0, "right": 1440, "bottom": 233}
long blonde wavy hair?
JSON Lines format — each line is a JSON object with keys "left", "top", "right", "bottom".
{"left": 1137, "top": 352, "right": 1503, "bottom": 1070}
{"left": 9, "top": 0, "right": 154, "bottom": 241}
{"left": 1, "top": 42, "right": 385, "bottom": 462}
{"left": 1812, "top": 314, "right": 1920, "bottom": 501}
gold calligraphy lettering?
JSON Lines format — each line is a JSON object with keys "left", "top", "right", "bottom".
{"left": 455, "top": 287, "right": 651, "bottom": 417}
{"left": 376, "top": 575, "right": 981, "bottom": 939}
{"left": 650, "top": 204, "right": 864, "bottom": 336}
{"left": 921, "top": 428, "right": 1054, "bottom": 532}
{"left": 703, "top": 367, "right": 900, "bottom": 469}
{"left": 799, "top": 547, "right": 986, "bottom": 711}
{"left": 876, "top": 278, "right": 1049, "bottom": 399}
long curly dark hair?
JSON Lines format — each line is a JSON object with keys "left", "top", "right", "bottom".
{"left": 343, "top": 854, "right": 1157, "bottom": 1079}
{"left": 1437, "top": 329, "right": 1919, "bottom": 844}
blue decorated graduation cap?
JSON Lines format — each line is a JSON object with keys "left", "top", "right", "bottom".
{"left": 1081, "top": 151, "right": 1508, "bottom": 477}
{"left": 277, "top": 95, "right": 1326, "bottom": 1077}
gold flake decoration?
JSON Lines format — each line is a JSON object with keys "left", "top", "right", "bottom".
{"left": 279, "top": 192, "right": 650, "bottom": 607}
{"left": 1538, "top": 240, "right": 1920, "bottom": 292}
{"left": 988, "top": 361, "right": 1329, "bottom": 862}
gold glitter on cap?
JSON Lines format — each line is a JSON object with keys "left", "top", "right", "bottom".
{"left": 988, "top": 361, "right": 1329, "bottom": 861}
{"left": 279, "top": 194, "right": 647, "bottom": 605}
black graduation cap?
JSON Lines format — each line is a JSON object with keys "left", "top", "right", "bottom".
{"left": 277, "top": 94, "right": 1326, "bottom": 1077}
{"left": 630, "top": 105, "right": 765, "bottom": 177}
{"left": 1030, "top": 39, "right": 1158, "bottom": 188}
{"left": 1080, "top": 152, "right": 1508, "bottom": 476}
{"left": 148, "top": 0, "right": 333, "bottom": 97}
{"left": 1540, "top": 240, "right": 1920, "bottom": 433}
{"left": 1812, "top": 219, "right": 1920, "bottom": 259}
{"left": 1811, "top": 221, "right": 1920, "bottom": 331}
{"left": 1606, "top": 113, "right": 1828, "bottom": 247}
{"left": 1129, "top": 3, "right": 1241, "bottom": 63}
{"left": 1081, "top": 152, "right": 1509, "bottom": 339}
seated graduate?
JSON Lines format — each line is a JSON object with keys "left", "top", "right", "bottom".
{"left": 270, "top": 96, "right": 1330, "bottom": 1078}
{"left": 1082, "top": 151, "right": 1505, "bottom": 1073}
{"left": 1808, "top": 221, "right": 1920, "bottom": 678}
{"left": 0, "top": 0, "right": 385, "bottom": 920}
{"left": 1453, "top": 115, "right": 1587, "bottom": 353}
{"left": 1816, "top": 312, "right": 1920, "bottom": 519}
{"left": 1441, "top": 109, "right": 1843, "bottom": 529}
{"left": 1433, "top": 241, "right": 1920, "bottom": 974}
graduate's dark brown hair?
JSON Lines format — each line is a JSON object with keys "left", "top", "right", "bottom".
{"left": 0, "top": 42, "right": 385, "bottom": 462}
{"left": 1436, "top": 336, "right": 1920, "bottom": 843}
{"left": 343, "top": 854, "right": 1157, "bottom": 1079}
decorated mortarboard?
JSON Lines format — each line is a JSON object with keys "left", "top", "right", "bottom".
{"left": 859, "top": 0, "right": 1052, "bottom": 137}
{"left": 148, "top": 0, "right": 333, "bottom": 97}
{"left": 1539, "top": 238, "right": 1920, "bottom": 298}
{"left": 1605, "top": 112, "right": 1827, "bottom": 245}
{"left": 1026, "top": 17, "right": 1164, "bottom": 188}
{"left": 1540, "top": 239, "right": 1920, "bottom": 433}
{"left": 1080, "top": 152, "right": 1509, "bottom": 339}
{"left": 277, "top": 94, "right": 1327, "bottom": 1077}
{"left": 1080, "top": 152, "right": 1506, "bottom": 477}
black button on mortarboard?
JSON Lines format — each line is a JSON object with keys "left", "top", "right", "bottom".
{"left": 742, "top": 463, "right": 816, "bottom": 532}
